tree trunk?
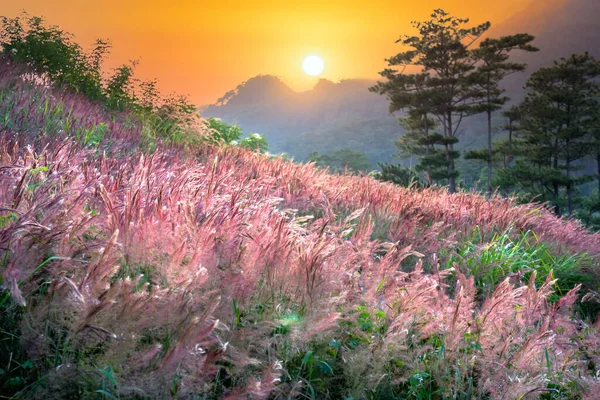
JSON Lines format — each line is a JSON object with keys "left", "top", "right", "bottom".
{"left": 507, "top": 121, "right": 513, "bottom": 168}
{"left": 502, "top": 121, "right": 513, "bottom": 197}
{"left": 597, "top": 152, "right": 600, "bottom": 195}
{"left": 566, "top": 138, "right": 572, "bottom": 216}
{"left": 566, "top": 161, "right": 573, "bottom": 216}
{"left": 448, "top": 148, "right": 456, "bottom": 193}
{"left": 424, "top": 113, "right": 430, "bottom": 155}
{"left": 553, "top": 136, "right": 560, "bottom": 216}
{"left": 447, "top": 113, "right": 456, "bottom": 193}
{"left": 487, "top": 108, "right": 493, "bottom": 196}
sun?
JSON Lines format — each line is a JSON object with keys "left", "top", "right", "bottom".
{"left": 302, "top": 55, "right": 324, "bottom": 76}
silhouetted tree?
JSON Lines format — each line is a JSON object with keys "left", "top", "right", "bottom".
{"left": 371, "top": 9, "right": 491, "bottom": 193}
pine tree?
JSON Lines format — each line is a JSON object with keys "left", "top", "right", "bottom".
{"left": 499, "top": 105, "right": 524, "bottom": 169}
{"left": 370, "top": 9, "right": 490, "bottom": 193}
{"left": 490, "top": 105, "right": 527, "bottom": 195}
{"left": 513, "top": 53, "right": 600, "bottom": 215}
{"left": 466, "top": 34, "right": 538, "bottom": 195}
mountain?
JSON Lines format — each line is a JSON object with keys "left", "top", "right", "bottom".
{"left": 495, "top": 0, "right": 600, "bottom": 96}
{"left": 201, "top": 75, "right": 403, "bottom": 167}
{"left": 496, "top": 0, "right": 600, "bottom": 62}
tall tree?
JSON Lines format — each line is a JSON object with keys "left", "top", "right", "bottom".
{"left": 467, "top": 34, "right": 538, "bottom": 195}
{"left": 371, "top": 9, "right": 491, "bottom": 193}
{"left": 515, "top": 53, "right": 600, "bottom": 215}
{"left": 500, "top": 105, "right": 524, "bottom": 170}
{"left": 490, "top": 105, "right": 527, "bottom": 195}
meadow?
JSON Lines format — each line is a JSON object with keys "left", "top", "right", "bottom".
{"left": 1, "top": 57, "right": 600, "bottom": 399}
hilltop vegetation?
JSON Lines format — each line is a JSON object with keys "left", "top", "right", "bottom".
{"left": 1, "top": 11, "right": 600, "bottom": 400}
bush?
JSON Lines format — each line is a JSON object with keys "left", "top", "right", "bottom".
{"left": 1, "top": 13, "right": 107, "bottom": 101}
{"left": 0, "top": 13, "right": 206, "bottom": 149}
{"left": 206, "top": 117, "right": 269, "bottom": 153}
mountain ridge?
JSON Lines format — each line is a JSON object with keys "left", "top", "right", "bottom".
{"left": 493, "top": 0, "right": 600, "bottom": 94}
{"left": 201, "top": 75, "right": 401, "bottom": 165}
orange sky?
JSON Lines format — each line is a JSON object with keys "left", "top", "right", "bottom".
{"left": 2, "top": 0, "right": 535, "bottom": 105}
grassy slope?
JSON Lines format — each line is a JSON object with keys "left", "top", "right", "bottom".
{"left": 1, "top": 59, "right": 600, "bottom": 399}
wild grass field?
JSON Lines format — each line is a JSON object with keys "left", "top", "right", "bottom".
{"left": 1, "top": 57, "right": 600, "bottom": 399}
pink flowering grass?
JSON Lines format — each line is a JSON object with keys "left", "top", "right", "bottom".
{"left": 0, "top": 60, "right": 600, "bottom": 399}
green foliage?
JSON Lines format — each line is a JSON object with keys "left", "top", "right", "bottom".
{"left": 206, "top": 117, "right": 269, "bottom": 153}
{"left": 309, "top": 147, "right": 372, "bottom": 173}
{"left": 467, "top": 34, "right": 538, "bottom": 194}
{"left": 576, "top": 190, "right": 600, "bottom": 231}
{"left": 141, "top": 94, "right": 205, "bottom": 147}
{"left": 394, "top": 112, "right": 458, "bottom": 184}
{"left": 206, "top": 117, "right": 243, "bottom": 145}
{"left": 0, "top": 211, "right": 17, "bottom": 228}
{"left": 0, "top": 12, "right": 205, "bottom": 149}
{"left": 504, "top": 53, "right": 600, "bottom": 216}
{"left": 374, "top": 163, "right": 424, "bottom": 188}
{"left": 276, "top": 306, "right": 391, "bottom": 399}
{"left": 239, "top": 133, "right": 269, "bottom": 153}
{"left": 0, "top": 12, "right": 106, "bottom": 100}
{"left": 448, "top": 228, "right": 596, "bottom": 311}
{"left": 104, "top": 63, "right": 137, "bottom": 111}
{"left": 77, "top": 122, "right": 107, "bottom": 147}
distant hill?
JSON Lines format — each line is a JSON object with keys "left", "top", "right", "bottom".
{"left": 496, "top": 0, "right": 600, "bottom": 62}
{"left": 201, "top": 75, "right": 403, "bottom": 167}
{"left": 495, "top": 0, "right": 600, "bottom": 96}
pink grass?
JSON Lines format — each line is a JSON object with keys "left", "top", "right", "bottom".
{"left": 1, "top": 58, "right": 600, "bottom": 398}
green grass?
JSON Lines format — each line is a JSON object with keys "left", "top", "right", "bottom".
{"left": 447, "top": 228, "right": 597, "bottom": 312}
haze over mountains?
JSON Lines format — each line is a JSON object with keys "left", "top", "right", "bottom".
{"left": 202, "top": 0, "right": 600, "bottom": 168}
{"left": 201, "top": 76, "right": 401, "bottom": 165}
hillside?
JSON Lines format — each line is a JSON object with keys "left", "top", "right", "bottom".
{"left": 2, "top": 59, "right": 600, "bottom": 398}
{"left": 494, "top": 0, "right": 600, "bottom": 63}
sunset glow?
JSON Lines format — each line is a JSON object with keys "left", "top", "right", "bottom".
{"left": 1, "top": 0, "right": 544, "bottom": 104}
